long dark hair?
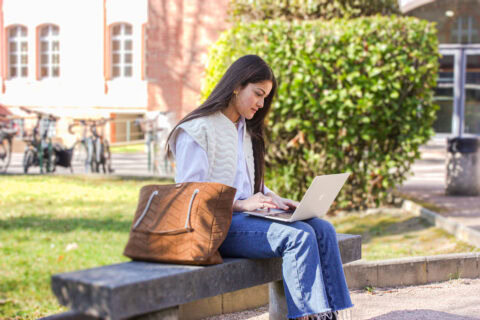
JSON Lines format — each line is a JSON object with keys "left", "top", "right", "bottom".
{"left": 167, "top": 54, "right": 277, "bottom": 193}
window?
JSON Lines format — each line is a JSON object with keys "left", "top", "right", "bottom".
{"left": 39, "top": 24, "right": 60, "bottom": 78}
{"left": 111, "top": 23, "right": 133, "bottom": 78}
{"left": 8, "top": 25, "right": 28, "bottom": 78}
{"left": 12, "top": 118, "right": 25, "bottom": 137}
{"left": 451, "top": 16, "right": 479, "bottom": 44}
{"left": 40, "top": 118, "right": 56, "bottom": 138}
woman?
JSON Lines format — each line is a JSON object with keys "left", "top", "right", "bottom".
{"left": 167, "top": 55, "right": 353, "bottom": 320}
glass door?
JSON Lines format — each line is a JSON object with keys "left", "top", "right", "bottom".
{"left": 463, "top": 50, "right": 480, "bottom": 135}
{"left": 434, "top": 50, "right": 461, "bottom": 135}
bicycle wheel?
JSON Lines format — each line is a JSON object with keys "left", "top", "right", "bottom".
{"left": 72, "top": 141, "right": 88, "bottom": 173}
{"left": 23, "top": 148, "right": 35, "bottom": 174}
{"left": 0, "top": 137, "right": 12, "bottom": 173}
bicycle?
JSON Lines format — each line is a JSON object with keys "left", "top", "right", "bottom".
{"left": 69, "top": 118, "right": 113, "bottom": 174}
{"left": 137, "top": 112, "right": 173, "bottom": 175}
{"left": 0, "top": 116, "right": 18, "bottom": 173}
{"left": 21, "top": 107, "right": 58, "bottom": 174}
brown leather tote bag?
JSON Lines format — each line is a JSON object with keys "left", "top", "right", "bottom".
{"left": 123, "top": 182, "right": 236, "bottom": 265}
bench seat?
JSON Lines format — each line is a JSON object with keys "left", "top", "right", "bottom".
{"left": 47, "top": 233, "right": 361, "bottom": 320}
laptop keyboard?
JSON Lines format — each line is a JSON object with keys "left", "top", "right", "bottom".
{"left": 267, "top": 210, "right": 294, "bottom": 219}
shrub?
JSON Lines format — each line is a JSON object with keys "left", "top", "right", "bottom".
{"left": 202, "top": 16, "right": 439, "bottom": 210}
{"left": 229, "top": 0, "right": 400, "bottom": 21}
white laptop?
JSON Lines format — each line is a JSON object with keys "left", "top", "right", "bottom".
{"left": 245, "top": 173, "right": 350, "bottom": 222}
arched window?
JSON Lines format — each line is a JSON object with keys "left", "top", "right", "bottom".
{"left": 38, "top": 24, "right": 60, "bottom": 78}
{"left": 111, "top": 23, "right": 133, "bottom": 78}
{"left": 7, "top": 25, "right": 28, "bottom": 78}
{"left": 451, "top": 16, "right": 479, "bottom": 44}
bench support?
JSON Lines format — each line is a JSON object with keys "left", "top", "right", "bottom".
{"left": 269, "top": 281, "right": 288, "bottom": 320}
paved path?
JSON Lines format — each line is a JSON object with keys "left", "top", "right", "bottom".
{"left": 397, "top": 140, "right": 480, "bottom": 232}
{"left": 205, "top": 279, "right": 480, "bottom": 320}
{"left": 5, "top": 152, "right": 173, "bottom": 178}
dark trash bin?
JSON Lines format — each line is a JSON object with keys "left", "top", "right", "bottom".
{"left": 53, "top": 144, "right": 73, "bottom": 168}
{"left": 446, "top": 137, "right": 480, "bottom": 195}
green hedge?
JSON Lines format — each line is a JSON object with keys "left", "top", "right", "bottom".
{"left": 229, "top": 0, "right": 400, "bottom": 21}
{"left": 202, "top": 16, "right": 439, "bottom": 210}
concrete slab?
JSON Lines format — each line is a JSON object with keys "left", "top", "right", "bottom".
{"left": 50, "top": 234, "right": 361, "bottom": 320}
{"left": 457, "top": 254, "right": 480, "bottom": 279}
{"left": 426, "top": 254, "right": 461, "bottom": 283}
{"left": 376, "top": 257, "right": 427, "bottom": 287}
{"left": 343, "top": 261, "right": 378, "bottom": 290}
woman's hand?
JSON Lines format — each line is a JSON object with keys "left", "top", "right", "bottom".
{"left": 233, "top": 192, "right": 300, "bottom": 212}
{"left": 233, "top": 192, "right": 278, "bottom": 212}
{"left": 266, "top": 192, "right": 300, "bottom": 211}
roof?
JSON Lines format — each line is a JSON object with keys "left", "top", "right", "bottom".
{"left": 399, "top": 0, "right": 436, "bottom": 13}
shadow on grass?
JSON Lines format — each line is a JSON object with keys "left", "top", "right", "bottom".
{"left": 339, "top": 216, "right": 431, "bottom": 244}
{"left": 0, "top": 215, "right": 131, "bottom": 233}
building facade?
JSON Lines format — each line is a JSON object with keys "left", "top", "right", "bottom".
{"left": 0, "top": 0, "right": 229, "bottom": 145}
{"left": 402, "top": 0, "right": 480, "bottom": 138}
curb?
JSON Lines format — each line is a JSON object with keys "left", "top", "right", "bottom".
{"left": 402, "top": 199, "right": 480, "bottom": 248}
{"left": 181, "top": 253, "right": 480, "bottom": 318}
{"left": 343, "top": 252, "right": 480, "bottom": 289}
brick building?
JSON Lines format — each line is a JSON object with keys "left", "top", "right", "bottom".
{"left": 0, "top": 0, "right": 229, "bottom": 145}
{"left": 6, "top": 0, "right": 474, "bottom": 144}
{"left": 401, "top": 0, "right": 480, "bottom": 138}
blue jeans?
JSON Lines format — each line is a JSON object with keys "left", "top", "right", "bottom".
{"left": 218, "top": 213, "right": 353, "bottom": 318}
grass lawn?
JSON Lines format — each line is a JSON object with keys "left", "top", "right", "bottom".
{"left": 0, "top": 176, "right": 479, "bottom": 319}
{"left": 110, "top": 143, "right": 145, "bottom": 154}
{"left": 329, "top": 212, "right": 479, "bottom": 261}
{"left": 0, "top": 175, "right": 170, "bottom": 319}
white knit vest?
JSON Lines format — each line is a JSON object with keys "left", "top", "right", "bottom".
{"left": 169, "top": 111, "right": 255, "bottom": 193}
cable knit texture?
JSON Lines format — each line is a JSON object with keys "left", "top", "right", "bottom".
{"left": 169, "top": 111, "right": 255, "bottom": 193}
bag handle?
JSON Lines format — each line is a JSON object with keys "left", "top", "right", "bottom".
{"left": 132, "top": 188, "right": 199, "bottom": 235}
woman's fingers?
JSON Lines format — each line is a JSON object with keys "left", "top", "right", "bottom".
{"left": 260, "top": 194, "right": 272, "bottom": 201}
{"left": 253, "top": 194, "right": 299, "bottom": 211}
{"left": 267, "top": 195, "right": 288, "bottom": 210}
{"left": 262, "top": 202, "right": 277, "bottom": 209}
{"left": 285, "top": 199, "right": 300, "bottom": 208}
{"left": 275, "top": 199, "right": 289, "bottom": 210}
{"left": 262, "top": 194, "right": 289, "bottom": 210}
{"left": 258, "top": 196, "right": 277, "bottom": 209}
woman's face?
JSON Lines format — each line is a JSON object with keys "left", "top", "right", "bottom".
{"left": 233, "top": 80, "right": 273, "bottom": 120}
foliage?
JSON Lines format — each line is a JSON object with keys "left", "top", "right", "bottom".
{"left": 202, "top": 16, "right": 440, "bottom": 209}
{"left": 229, "top": 0, "right": 400, "bottom": 21}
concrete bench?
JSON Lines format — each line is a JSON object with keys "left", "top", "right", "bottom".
{"left": 45, "top": 234, "right": 361, "bottom": 320}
